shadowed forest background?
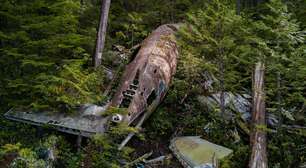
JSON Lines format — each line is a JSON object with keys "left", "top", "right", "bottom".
{"left": 0, "top": 0, "right": 305, "bottom": 167}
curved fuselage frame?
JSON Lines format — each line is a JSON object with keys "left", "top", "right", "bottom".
{"left": 111, "top": 24, "right": 179, "bottom": 124}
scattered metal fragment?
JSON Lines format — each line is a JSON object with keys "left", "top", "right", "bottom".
{"left": 300, "top": 162, "right": 306, "bottom": 168}
{"left": 197, "top": 92, "right": 280, "bottom": 127}
{"left": 197, "top": 92, "right": 251, "bottom": 121}
{"left": 4, "top": 104, "right": 109, "bottom": 137}
{"left": 170, "top": 136, "right": 232, "bottom": 168}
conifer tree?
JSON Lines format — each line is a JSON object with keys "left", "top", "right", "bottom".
{"left": 177, "top": 0, "right": 255, "bottom": 112}
{"left": 0, "top": 0, "right": 105, "bottom": 112}
{"left": 93, "top": 0, "right": 111, "bottom": 68}
{"left": 248, "top": 0, "right": 305, "bottom": 166}
{"left": 250, "top": 0, "right": 304, "bottom": 124}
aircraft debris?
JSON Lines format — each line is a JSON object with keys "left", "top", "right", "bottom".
{"left": 170, "top": 136, "right": 232, "bottom": 168}
{"left": 4, "top": 105, "right": 109, "bottom": 137}
{"left": 4, "top": 24, "right": 180, "bottom": 145}
{"left": 110, "top": 24, "right": 180, "bottom": 124}
{"left": 300, "top": 162, "right": 306, "bottom": 168}
{"left": 197, "top": 92, "right": 279, "bottom": 126}
{"left": 197, "top": 92, "right": 251, "bottom": 121}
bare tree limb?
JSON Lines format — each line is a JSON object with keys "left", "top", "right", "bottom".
{"left": 93, "top": 0, "right": 111, "bottom": 67}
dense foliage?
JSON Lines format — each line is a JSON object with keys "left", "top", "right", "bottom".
{"left": 168, "top": 0, "right": 305, "bottom": 167}
{"left": 0, "top": 0, "right": 105, "bottom": 112}
{"left": 0, "top": 0, "right": 305, "bottom": 167}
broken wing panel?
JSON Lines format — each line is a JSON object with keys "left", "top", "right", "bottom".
{"left": 5, "top": 105, "right": 109, "bottom": 137}
{"left": 170, "top": 136, "right": 232, "bottom": 168}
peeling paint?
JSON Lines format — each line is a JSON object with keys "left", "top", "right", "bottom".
{"left": 111, "top": 24, "right": 179, "bottom": 124}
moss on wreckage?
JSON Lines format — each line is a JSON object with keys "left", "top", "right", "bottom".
{"left": 1, "top": 0, "right": 306, "bottom": 168}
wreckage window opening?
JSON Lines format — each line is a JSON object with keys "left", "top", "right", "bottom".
{"left": 154, "top": 69, "right": 157, "bottom": 73}
{"left": 147, "top": 90, "right": 157, "bottom": 106}
{"left": 130, "top": 84, "right": 138, "bottom": 90}
{"left": 120, "top": 70, "right": 140, "bottom": 108}
{"left": 120, "top": 97, "right": 131, "bottom": 108}
{"left": 126, "top": 90, "right": 135, "bottom": 95}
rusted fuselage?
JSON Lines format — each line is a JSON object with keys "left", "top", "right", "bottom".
{"left": 4, "top": 24, "right": 179, "bottom": 137}
{"left": 111, "top": 24, "right": 179, "bottom": 124}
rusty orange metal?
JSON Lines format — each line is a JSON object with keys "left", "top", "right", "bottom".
{"left": 111, "top": 24, "right": 179, "bottom": 124}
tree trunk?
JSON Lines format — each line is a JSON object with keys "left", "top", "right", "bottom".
{"left": 216, "top": 18, "right": 225, "bottom": 116}
{"left": 236, "top": 0, "right": 241, "bottom": 15}
{"left": 220, "top": 58, "right": 225, "bottom": 115}
{"left": 249, "top": 62, "right": 268, "bottom": 168}
{"left": 93, "top": 0, "right": 111, "bottom": 68}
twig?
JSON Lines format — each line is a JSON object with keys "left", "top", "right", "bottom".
{"left": 123, "top": 152, "right": 153, "bottom": 168}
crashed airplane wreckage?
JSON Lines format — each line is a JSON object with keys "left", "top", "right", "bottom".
{"left": 5, "top": 24, "right": 179, "bottom": 138}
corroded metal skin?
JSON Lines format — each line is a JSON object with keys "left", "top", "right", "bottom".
{"left": 4, "top": 24, "right": 179, "bottom": 137}
{"left": 111, "top": 24, "right": 179, "bottom": 124}
{"left": 170, "top": 136, "right": 233, "bottom": 168}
